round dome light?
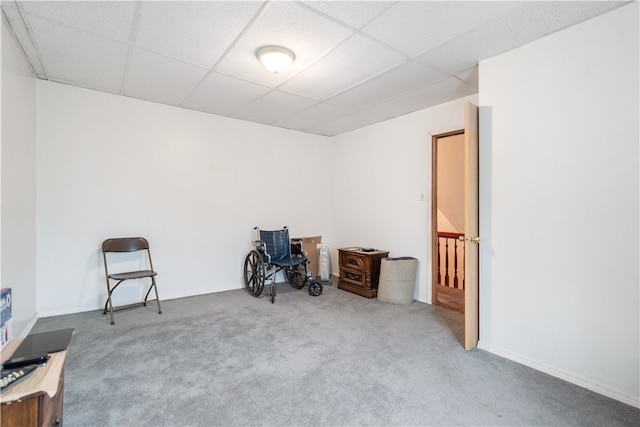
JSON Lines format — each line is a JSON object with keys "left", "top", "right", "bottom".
{"left": 256, "top": 46, "right": 295, "bottom": 74}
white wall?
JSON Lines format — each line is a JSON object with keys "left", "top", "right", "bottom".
{"left": 36, "top": 81, "right": 331, "bottom": 315}
{"left": 330, "top": 94, "right": 478, "bottom": 303}
{"left": 479, "top": 3, "right": 639, "bottom": 407}
{"left": 1, "top": 18, "right": 38, "bottom": 337}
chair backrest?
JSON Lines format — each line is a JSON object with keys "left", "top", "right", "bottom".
{"left": 258, "top": 229, "right": 291, "bottom": 262}
{"left": 103, "top": 237, "right": 150, "bottom": 253}
{"left": 102, "top": 237, "right": 154, "bottom": 276}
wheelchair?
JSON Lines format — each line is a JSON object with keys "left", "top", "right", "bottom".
{"left": 243, "top": 226, "right": 323, "bottom": 303}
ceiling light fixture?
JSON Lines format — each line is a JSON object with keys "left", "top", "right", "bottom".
{"left": 256, "top": 46, "right": 295, "bottom": 74}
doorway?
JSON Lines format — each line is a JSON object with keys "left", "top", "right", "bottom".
{"left": 431, "top": 130, "right": 465, "bottom": 313}
{"left": 431, "top": 102, "right": 480, "bottom": 351}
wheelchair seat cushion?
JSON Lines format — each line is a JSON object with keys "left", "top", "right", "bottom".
{"left": 271, "top": 257, "right": 306, "bottom": 268}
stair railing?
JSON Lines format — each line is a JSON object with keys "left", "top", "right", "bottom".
{"left": 437, "top": 232, "right": 465, "bottom": 289}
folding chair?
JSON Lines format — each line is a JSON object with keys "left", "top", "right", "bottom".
{"left": 102, "top": 237, "right": 162, "bottom": 325}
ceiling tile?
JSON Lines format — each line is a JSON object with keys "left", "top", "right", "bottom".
{"left": 307, "top": 110, "right": 390, "bottom": 136}
{"left": 233, "top": 90, "right": 318, "bottom": 125}
{"left": 183, "top": 72, "right": 271, "bottom": 117}
{"left": 272, "top": 102, "right": 356, "bottom": 132}
{"left": 21, "top": 1, "right": 136, "bottom": 42}
{"left": 365, "top": 78, "right": 478, "bottom": 119}
{"left": 415, "top": 2, "right": 625, "bottom": 75}
{"left": 328, "top": 61, "right": 447, "bottom": 109}
{"left": 362, "top": 1, "right": 524, "bottom": 58}
{"left": 27, "top": 15, "right": 128, "bottom": 92}
{"left": 279, "top": 32, "right": 406, "bottom": 100}
{"left": 301, "top": 1, "right": 394, "bottom": 29}
{"left": 124, "top": 48, "right": 209, "bottom": 106}
{"left": 502, "top": 0, "right": 626, "bottom": 36}
{"left": 413, "top": 28, "right": 492, "bottom": 75}
{"left": 455, "top": 65, "right": 479, "bottom": 88}
{"left": 135, "top": 2, "right": 263, "bottom": 69}
{"left": 1, "top": 1, "right": 46, "bottom": 77}
{"left": 413, "top": 13, "right": 536, "bottom": 75}
{"left": 215, "top": 1, "right": 353, "bottom": 88}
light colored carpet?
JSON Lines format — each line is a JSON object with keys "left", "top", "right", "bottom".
{"left": 32, "top": 284, "right": 639, "bottom": 426}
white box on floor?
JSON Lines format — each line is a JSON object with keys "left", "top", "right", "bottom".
{"left": 1, "top": 288, "right": 13, "bottom": 349}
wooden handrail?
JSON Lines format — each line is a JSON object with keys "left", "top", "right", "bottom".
{"left": 438, "top": 231, "right": 464, "bottom": 239}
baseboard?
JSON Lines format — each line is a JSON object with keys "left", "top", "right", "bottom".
{"left": 38, "top": 304, "right": 101, "bottom": 317}
{"left": 159, "top": 285, "right": 240, "bottom": 301}
{"left": 16, "top": 313, "right": 40, "bottom": 337}
{"left": 479, "top": 342, "right": 640, "bottom": 408}
{"left": 37, "top": 285, "right": 245, "bottom": 318}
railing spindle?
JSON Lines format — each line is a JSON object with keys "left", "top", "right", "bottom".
{"left": 437, "top": 232, "right": 464, "bottom": 289}
{"left": 437, "top": 239, "right": 441, "bottom": 285}
{"left": 444, "top": 238, "right": 450, "bottom": 287}
{"left": 454, "top": 239, "right": 459, "bottom": 289}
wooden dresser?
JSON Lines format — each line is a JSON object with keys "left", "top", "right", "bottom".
{"left": 1, "top": 340, "right": 67, "bottom": 427}
{"left": 337, "top": 247, "right": 389, "bottom": 298}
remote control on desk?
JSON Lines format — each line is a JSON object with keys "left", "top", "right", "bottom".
{"left": 2, "top": 353, "right": 49, "bottom": 369}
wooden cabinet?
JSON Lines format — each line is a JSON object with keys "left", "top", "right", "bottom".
{"left": 337, "top": 247, "right": 389, "bottom": 298}
{"left": 1, "top": 374, "right": 64, "bottom": 427}
{"left": 1, "top": 341, "right": 66, "bottom": 427}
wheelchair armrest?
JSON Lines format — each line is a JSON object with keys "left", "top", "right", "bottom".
{"left": 290, "top": 239, "right": 303, "bottom": 256}
{"left": 254, "top": 240, "right": 271, "bottom": 263}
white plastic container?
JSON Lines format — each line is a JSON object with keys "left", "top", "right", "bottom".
{"left": 319, "top": 245, "right": 331, "bottom": 281}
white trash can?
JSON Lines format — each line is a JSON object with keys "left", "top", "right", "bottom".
{"left": 377, "top": 257, "right": 418, "bottom": 304}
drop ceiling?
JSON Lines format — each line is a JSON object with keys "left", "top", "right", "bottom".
{"left": 1, "top": 1, "right": 629, "bottom": 136}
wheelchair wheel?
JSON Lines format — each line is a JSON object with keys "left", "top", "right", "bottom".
{"left": 244, "top": 251, "right": 265, "bottom": 297}
{"left": 308, "top": 280, "right": 323, "bottom": 296}
{"left": 270, "top": 282, "right": 276, "bottom": 304}
{"left": 285, "top": 263, "right": 308, "bottom": 289}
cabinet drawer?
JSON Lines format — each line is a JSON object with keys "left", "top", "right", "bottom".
{"left": 340, "top": 270, "right": 364, "bottom": 286}
{"left": 340, "top": 254, "right": 365, "bottom": 273}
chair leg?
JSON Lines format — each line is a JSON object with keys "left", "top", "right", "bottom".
{"left": 104, "top": 279, "right": 127, "bottom": 325}
{"left": 104, "top": 278, "right": 161, "bottom": 325}
{"left": 144, "top": 277, "right": 162, "bottom": 315}
{"left": 103, "top": 286, "right": 116, "bottom": 325}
